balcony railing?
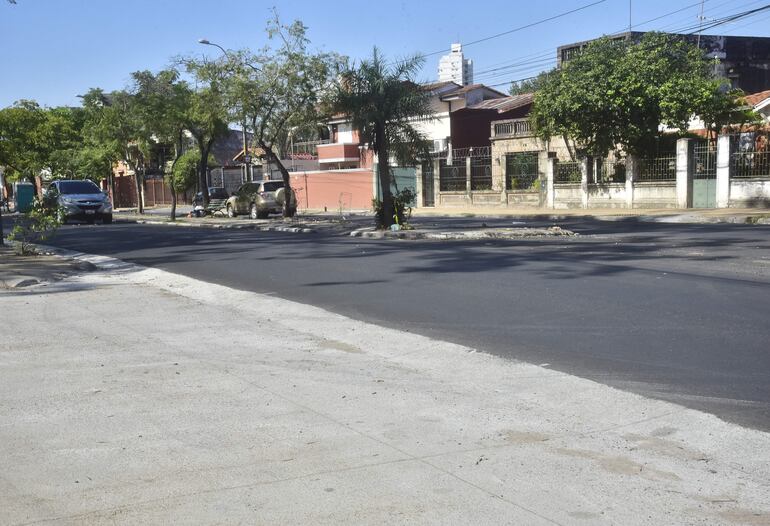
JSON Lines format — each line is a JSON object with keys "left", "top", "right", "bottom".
{"left": 492, "top": 118, "right": 534, "bottom": 139}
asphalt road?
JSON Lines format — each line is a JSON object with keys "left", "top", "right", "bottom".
{"left": 10, "top": 216, "right": 770, "bottom": 431}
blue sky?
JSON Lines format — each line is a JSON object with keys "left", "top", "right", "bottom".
{"left": 2, "top": 0, "right": 770, "bottom": 108}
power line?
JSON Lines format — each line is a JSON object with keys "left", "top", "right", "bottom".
{"left": 415, "top": 0, "right": 607, "bottom": 61}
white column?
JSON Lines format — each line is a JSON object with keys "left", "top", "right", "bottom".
{"left": 433, "top": 158, "right": 441, "bottom": 207}
{"left": 546, "top": 157, "right": 555, "bottom": 209}
{"left": 625, "top": 155, "right": 638, "bottom": 208}
{"left": 580, "top": 157, "right": 590, "bottom": 209}
{"left": 415, "top": 164, "right": 423, "bottom": 208}
{"left": 716, "top": 134, "right": 731, "bottom": 208}
{"left": 676, "top": 138, "right": 693, "bottom": 209}
{"left": 465, "top": 155, "right": 472, "bottom": 201}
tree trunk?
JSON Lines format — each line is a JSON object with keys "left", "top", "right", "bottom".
{"left": 259, "top": 140, "right": 296, "bottom": 218}
{"left": 127, "top": 159, "right": 144, "bottom": 215}
{"left": 377, "top": 134, "right": 394, "bottom": 228}
{"left": 198, "top": 142, "right": 211, "bottom": 207}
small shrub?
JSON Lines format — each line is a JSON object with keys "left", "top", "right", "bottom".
{"left": 8, "top": 198, "right": 63, "bottom": 255}
{"left": 373, "top": 187, "right": 415, "bottom": 229}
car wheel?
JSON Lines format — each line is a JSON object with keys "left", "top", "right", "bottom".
{"left": 227, "top": 204, "right": 236, "bottom": 218}
{"left": 102, "top": 214, "right": 113, "bottom": 224}
{"left": 249, "top": 203, "right": 258, "bottom": 220}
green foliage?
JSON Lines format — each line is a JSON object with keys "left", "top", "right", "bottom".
{"left": 169, "top": 150, "right": 213, "bottom": 193}
{"left": 372, "top": 187, "right": 415, "bottom": 230}
{"left": 531, "top": 33, "right": 751, "bottom": 157}
{"left": 8, "top": 198, "right": 63, "bottom": 255}
{"left": 333, "top": 48, "right": 434, "bottom": 227}
{"left": 194, "top": 12, "right": 344, "bottom": 216}
{"left": 509, "top": 71, "right": 554, "bottom": 96}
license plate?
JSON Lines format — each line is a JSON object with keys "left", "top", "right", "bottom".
{"left": 85, "top": 210, "right": 95, "bottom": 215}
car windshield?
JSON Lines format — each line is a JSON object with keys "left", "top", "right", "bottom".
{"left": 262, "top": 182, "right": 283, "bottom": 192}
{"left": 59, "top": 181, "right": 101, "bottom": 195}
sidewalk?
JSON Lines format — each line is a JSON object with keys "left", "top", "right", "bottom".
{"left": 1, "top": 249, "right": 768, "bottom": 525}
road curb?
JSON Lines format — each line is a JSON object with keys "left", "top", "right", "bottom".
{"left": 349, "top": 226, "right": 577, "bottom": 240}
{"left": 123, "top": 218, "right": 315, "bottom": 234}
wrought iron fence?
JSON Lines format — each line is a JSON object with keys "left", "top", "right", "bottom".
{"left": 432, "top": 146, "right": 491, "bottom": 160}
{"left": 290, "top": 139, "right": 330, "bottom": 159}
{"left": 470, "top": 156, "right": 493, "bottom": 190}
{"left": 731, "top": 132, "right": 770, "bottom": 179}
{"left": 638, "top": 155, "right": 677, "bottom": 181}
{"left": 693, "top": 141, "right": 716, "bottom": 180}
{"left": 733, "top": 151, "right": 770, "bottom": 178}
{"left": 439, "top": 159, "right": 467, "bottom": 192}
{"left": 594, "top": 158, "right": 626, "bottom": 183}
{"left": 505, "top": 152, "right": 539, "bottom": 191}
{"left": 554, "top": 161, "right": 582, "bottom": 184}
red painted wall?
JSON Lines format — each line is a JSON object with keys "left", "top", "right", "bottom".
{"left": 290, "top": 170, "right": 374, "bottom": 211}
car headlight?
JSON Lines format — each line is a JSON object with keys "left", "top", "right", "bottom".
{"left": 60, "top": 196, "right": 76, "bottom": 205}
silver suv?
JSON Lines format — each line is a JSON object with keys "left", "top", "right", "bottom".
{"left": 225, "top": 180, "right": 296, "bottom": 219}
{"left": 45, "top": 180, "right": 113, "bottom": 224}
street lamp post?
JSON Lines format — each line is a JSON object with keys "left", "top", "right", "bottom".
{"left": 198, "top": 38, "right": 258, "bottom": 183}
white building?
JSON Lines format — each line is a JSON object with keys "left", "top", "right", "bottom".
{"left": 437, "top": 43, "right": 473, "bottom": 86}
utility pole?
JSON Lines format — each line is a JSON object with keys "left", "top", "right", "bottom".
{"left": 697, "top": 0, "right": 706, "bottom": 48}
{"left": 629, "top": 0, "right": 632, "bottom": 32}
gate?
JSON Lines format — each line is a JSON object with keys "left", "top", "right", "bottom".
{"left": 505, "top": 152, "right": 539, "bottom": 191}
{"left": 421, "top": 161, "right": 435, "bottom": 206}
{"left": 693, "top": 140, "right": 716, "bottom": 208}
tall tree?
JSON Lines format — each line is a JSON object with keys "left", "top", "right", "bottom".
{"left": 208, "top": 14, "right": 343, "bottom": 217}
{"left": 531, "top": 32, "right": 750, "bottom": 157}
{"left": 132, "top": 69, "right": 192, "bottom": 220}
{"left": 0, "top": 100, "right": 48, "bottom": 194}
{"left": 81, "top": 88, "right": 148, "bottom": 213}
{"left": 179, "top": 60, "right": 230, "bottom": 208}
{"left": 509, "top": 70, "right": 554, "bottom": 96}
{"left": 333, "top": 48, "right": 433, "bottom": 227}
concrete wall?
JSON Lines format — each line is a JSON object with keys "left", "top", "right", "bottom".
{"left": 586, "top": 183, "right": 627, "bottom": 209}
{"left": 553, "top": 184, "right": 582, "bottom": 209}
{"left": 633, "top": 182, "right": 678, "bottom": 209}
{"left": 289, "top": 170, "right": 374, "bottom": 212}
{"left": 729, "top": 179, "right": 770, "bottom": 207}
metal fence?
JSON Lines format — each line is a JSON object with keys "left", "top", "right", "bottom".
{"left": 439, "top": 159, "right": 467, "bottom": 192}
{"left": 554, "top": 161, "right": 582, "bottom": 184}
{"left": 594, "top": 158, "right": 626, "bottom": 184}
{"left": 693, "top": 141, "right": 716, "bottom": 180}
{"left": 731, "top": 132, "right": 770, "bottom": 179}
{"left": 505, "top": 152, "right": 539, "bottom": 191}
{"left": 290, "top": 139, "right": 330, "bottom": 159}
{"left": 470, "top": 155, "right": 493, "bottom": 190}
{"left": 638, "top": 155, "right": 677, "bottom": 181}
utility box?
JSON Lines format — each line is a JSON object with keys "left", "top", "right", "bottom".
{"left": 14, "top": 182, "right": 35, "bottom": 213}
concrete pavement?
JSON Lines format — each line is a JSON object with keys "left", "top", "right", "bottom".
{"left": 1, "top": 249, "right": 769, "bottom": 525}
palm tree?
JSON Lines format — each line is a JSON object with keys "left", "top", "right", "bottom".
{"left": 333, "top": 48, "right": 433, "bottom": 227}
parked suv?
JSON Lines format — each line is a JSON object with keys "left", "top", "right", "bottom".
{"left": 45, "top": 180, "right": 113, "bottom": 224}
{"left": 225, "top": 180, "right": 296, "bottom": 219}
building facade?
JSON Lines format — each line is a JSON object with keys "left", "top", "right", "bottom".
{"left": 438, "top": 43, "right": 474, "bottom": 86}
